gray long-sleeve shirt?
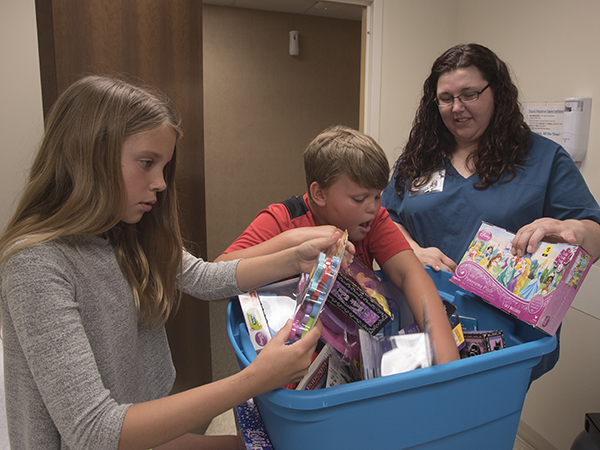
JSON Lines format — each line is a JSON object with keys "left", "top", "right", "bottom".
{"left": 0, "top": 235, "right": 242, "bottom": 449}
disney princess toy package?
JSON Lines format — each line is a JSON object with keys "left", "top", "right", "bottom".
{"left": 450, "top": 222, "right": 594, "bottom": 336}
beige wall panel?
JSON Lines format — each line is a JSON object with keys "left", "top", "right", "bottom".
{"left": 203, "top": 5, "right": 361, "bottom": 260}
{"left": 522, "top": 302, "right": 600, "bottom": 449}
{"left": 378, "top": 0, "right": 458, "bottom": 166}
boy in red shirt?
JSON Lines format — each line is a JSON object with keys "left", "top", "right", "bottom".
{"left": 217, "top": 126, "right": 459, "bottom": 364}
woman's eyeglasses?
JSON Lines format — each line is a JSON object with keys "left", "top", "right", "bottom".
{"left": 435, "top": 84, "right": 490, "bottom": 107}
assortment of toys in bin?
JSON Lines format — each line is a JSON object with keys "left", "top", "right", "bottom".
{"left": 319, "top": 257, "right": 402, "bottom": 365}
{"left": 237, "top": 238, "right": 510, "bottom": 391}
{"left": 228, "top": 266, "right": 558, "bottom": 450}
{"left": 359, "top": 298, "right": 435, "bottom": 380}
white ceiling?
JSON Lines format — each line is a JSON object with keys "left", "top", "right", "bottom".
{"left": 202, "top": 0, "right": 363, "bottom": 21}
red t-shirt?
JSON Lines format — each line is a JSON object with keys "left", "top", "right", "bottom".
{"left": 224, "top": 193, "right": 411, "bottom": 270}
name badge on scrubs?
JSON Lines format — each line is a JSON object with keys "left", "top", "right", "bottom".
{"left": 409, "top": 169, "right": 445, "bottom": 197}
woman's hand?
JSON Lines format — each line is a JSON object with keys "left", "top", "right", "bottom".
{"left": 392, "top": 221, "right": 456, "bottom": 272}
{"left": 249, "top": 319, "right": 322, "bottom": 391}
{"left": 511, "top": 218, "right": 600, "bottom": 258}
{"left": 412, "top": 245, "right": 457, "bottom": 273}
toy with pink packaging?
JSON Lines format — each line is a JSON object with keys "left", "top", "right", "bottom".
{"left": 450, "top": 222, "right": 593, "bottom": 336}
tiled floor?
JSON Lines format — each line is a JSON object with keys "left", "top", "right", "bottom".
{"left": 205, "top": 409, "right": 237, "bottom": 436}
{"left": 513, "top": 434, "right": 537, "bottom": 450}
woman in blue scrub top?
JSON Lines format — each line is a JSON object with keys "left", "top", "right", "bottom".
{"left": 382, "top": 43, "right": 600, "bottom": 273}
{"left": 382, "top": 43, "right": 600, "bottom": 382}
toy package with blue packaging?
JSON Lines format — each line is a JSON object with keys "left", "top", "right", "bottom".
{"left": 235, "top": 398, "right": 274, "bottom": 450}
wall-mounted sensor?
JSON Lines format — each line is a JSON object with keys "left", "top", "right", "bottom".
{"left": 289, "top": 30, "right": 299, "bottom": 56}
{"left": 563, "top": 97, "right": 592, "bottom": 163}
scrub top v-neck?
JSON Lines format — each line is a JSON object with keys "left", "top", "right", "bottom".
{"left": 382, "top": 133, "right": 600, "bottom": 264}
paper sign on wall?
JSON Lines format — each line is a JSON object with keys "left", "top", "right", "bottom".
{"left": 523, "top": 98, "right": 592, "bottom": 166}
{"left": 522, "top": 102, "right": 564, "bottom": 146}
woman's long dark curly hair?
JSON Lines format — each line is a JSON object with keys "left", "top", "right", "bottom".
{"left": 393, "top": 43, "right": 531, "bottom": 196}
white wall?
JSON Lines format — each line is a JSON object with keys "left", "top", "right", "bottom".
{"left": 456, "top": 0, "right": 600, "bottom": 201}
{"left": 0, "top": 2, "right": 43, "bottom": 447}
{"left": 0, "top": 0, "right": 44, "bottom": 231}
{"left": 377, "top": 1, "right": 600, "bottom": 449}
{"left": 456, "top": 2, "right": 600, "bottom": 448}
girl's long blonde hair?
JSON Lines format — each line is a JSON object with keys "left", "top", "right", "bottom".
{"left": 0, "top": 75, "right": 184, "bottom": 327}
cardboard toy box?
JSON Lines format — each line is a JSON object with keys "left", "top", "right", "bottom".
{"left": 460, "top": 330, "right": 506, "bottom": 359}
{"left": 451, "top": 222, "right": 594, "bottom": 336}
{"left": 238, "top": 291, "right": 272, "bottom": 352}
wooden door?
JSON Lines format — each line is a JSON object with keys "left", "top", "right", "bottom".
{"left": 35, "top": 0, "right": 211, "bottom": 394}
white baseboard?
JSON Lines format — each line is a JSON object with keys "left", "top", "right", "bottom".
{"left": 517, "top": 421, "right": 560, "bottom": 450}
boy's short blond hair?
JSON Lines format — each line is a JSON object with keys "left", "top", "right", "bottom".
{"left": 304, "top": 125, "right": 390, "bottom": 199}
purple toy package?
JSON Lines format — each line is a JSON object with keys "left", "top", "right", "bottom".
{"left": 459, "top": 330, "right": 505, "bottom": 358}
{"left": 451, "top": 222, "right": 593, "bottom": 336}
{"left": 327, "top": 258, "right": 392, "bottom": 336}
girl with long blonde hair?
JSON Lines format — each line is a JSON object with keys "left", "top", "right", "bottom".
{"left": 0, "top": 75, "right": 346, "bottom": 450}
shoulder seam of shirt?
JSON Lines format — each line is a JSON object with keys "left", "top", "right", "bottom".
{"left": 280, "top": 195, "right": 309, "bottom": 220}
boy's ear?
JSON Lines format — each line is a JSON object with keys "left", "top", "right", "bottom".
{"left": 309, "top": 181, "right": 327, "bottom": 207}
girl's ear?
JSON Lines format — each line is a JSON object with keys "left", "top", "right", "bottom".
{"left": 309, "top": 181, "right": 327, "bottom": 207}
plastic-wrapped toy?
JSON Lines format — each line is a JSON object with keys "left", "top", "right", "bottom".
{"left": 319, "top": 303, "right": 361, "bottom": 363}
{"left": 288, "top": 231, "right": 348, "bottom": 343}
{"left": 328, "top": 258, "right": 397, "bottom": 337}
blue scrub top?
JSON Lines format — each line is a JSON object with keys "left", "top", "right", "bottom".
{"left": 382, "top": 133, "right": 600, "bottom": 264}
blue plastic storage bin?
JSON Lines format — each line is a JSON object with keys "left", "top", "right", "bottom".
{"left": 227, "top": 268, "right": 557, "bottom": 450}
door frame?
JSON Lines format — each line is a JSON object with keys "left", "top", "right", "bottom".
{"left": 328, "top": 0, "right": 383, "bottom": 141}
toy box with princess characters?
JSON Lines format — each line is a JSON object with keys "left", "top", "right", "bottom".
{"left": 451, "top": 222, "right": 594, "bottom": 336}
